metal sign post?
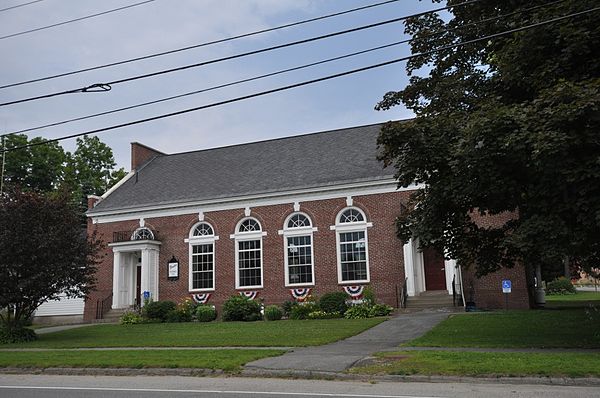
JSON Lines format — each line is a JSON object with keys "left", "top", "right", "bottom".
{"left": 502, "top": 280, "right": 512, "bottom": 310}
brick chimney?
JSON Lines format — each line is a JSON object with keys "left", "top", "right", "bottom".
{"left": 87, "top": 194, "right": 101, "bottom": 210}
{"left": 131, "top": 142, "right": 165, "bottom": 171}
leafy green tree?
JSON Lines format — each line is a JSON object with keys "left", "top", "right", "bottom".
{"left": 1, "top": 135, "right": 65, "bottom": 192}
{"left": 376, "top": 1, "right": 599, "bottom": 277}
{"left": 0, "top": 190, "right": 100, "bottom": 341}
{"left": 65, "top": 135, "right": 126, "bottom": 199}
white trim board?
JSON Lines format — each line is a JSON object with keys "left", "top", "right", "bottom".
{"left": 91, "top": 180, "right": 421, "bottom": 224}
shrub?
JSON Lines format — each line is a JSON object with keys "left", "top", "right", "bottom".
{"left": 143, "top": 300, "right": 177, "bottom": 322}
{"left": 222, "top": 295, "right": 262, "bottom": 321}
{"left": 196, "top": 305, "right": 217, "bottom": 322}
{"left": 547, "top": 277, "right": 577, "bottom": 295}
{"left": 177, "top": 298, "right": 198, "bottom": 320}
{"left": 264, "top": 305, "right": 283, "bottom": 321}
{"left": 344, "top": 303, "right": 373, "bottom": 319}
{"left": 307, "top": 310, "right": 341, "bottom": 319}
{"left": 0, "top": 326, "right": 37, "bottom": 344}
{"left": 165, "top": 309, "right": 189, "bottom": 323}
{"left": 119, "top": 311, "right": 144, "bottom": 325}
{"left": 319, "top": 292, "right": 349, "bottom": 314}
{"left": 369, "top": 304, "right": 393, "bottom": 317}
{"left": 289, "top": 302, "right": 319, "bottom": 320}
{"left": 281, "top": 300, "right": 296, "bottom": 317}
{"left": 362, "top": 287, "right": 376, "bottom": 304}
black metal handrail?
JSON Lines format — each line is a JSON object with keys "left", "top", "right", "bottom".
{"left": 95, "top": 292, "right": 113, "bottom": 319}
{"left": 400, "top": 277, "right": 408, "bottom": 308}
{"left": 112, "top": 229, "right": 159, "bottom": 243}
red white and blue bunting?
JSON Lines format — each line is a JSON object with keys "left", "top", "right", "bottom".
{"left": 191, "top": 293, "right": 211, "bottom": 304}
{"left": 239, "top": 291, "right": 259, "bottom": 300}
{"left": 343, "top": 285, "right": 364, "bottom": 299}
{"left": 290, "top": 287, "right": 312, "bottom": 302}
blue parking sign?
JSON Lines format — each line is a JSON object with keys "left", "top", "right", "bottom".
{"left": 502, "top": 280, "right": 512, "bottom": 293}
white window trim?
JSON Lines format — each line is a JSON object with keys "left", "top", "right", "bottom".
{"left": 186, "top": 222, "right": 218, "bottom": 292}
{"left": 232, "top": 217, "right": 264, "bottom": 289}
{"left": 333, "top": 207, "right": 371, "bottom": 285}
{"left": 281, "top": 212, "right": 316, "bottom": 288}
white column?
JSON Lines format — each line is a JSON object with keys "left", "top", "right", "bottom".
{"left": 444, "top": 259, "right": 457, "bottom": 295}
{"left": 403, "top": 239, "right": 416, "bottom": 296}
{"left": 140, "top": 247, "right": 160, "bottom": 303}
{"left": 112, "top": 251, "right": 121, "bottom": 309}
{"left": 140, "top": 249, "right": 150, "bottom": 302}
{"left": 148, "top": 248, "right": 159, "bottom": 301}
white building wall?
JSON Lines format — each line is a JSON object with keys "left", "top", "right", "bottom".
{"left": 35, "top": 295, "right": 84, "bottom": 316}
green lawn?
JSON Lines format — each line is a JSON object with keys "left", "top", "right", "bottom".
{"left": 0, "top": 349, "right": 283, "bottom": 371}
{"left": 545, "top": 291, "right": 600, "bottom": 308}
{"left": 5, "top": 318, "right": 384, "bottom": 348}
{"left": 351, "top": 350, "right": 600, "bottom": 378}
{"left": 407, "top": 309, "right": 600, "bottom": 348}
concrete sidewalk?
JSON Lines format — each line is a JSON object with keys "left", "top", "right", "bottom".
{"left": 245, "top": 311, "right": 450, "bottom": 372}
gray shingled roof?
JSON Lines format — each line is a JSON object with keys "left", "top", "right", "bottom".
{"left": 89, "top": 122, "right": 394, "bottom": 213}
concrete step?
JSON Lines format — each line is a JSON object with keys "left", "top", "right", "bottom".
{"left": 92, "top": 308, "right": 132, "bottom": 323}
{"left": 407, "top": 292, "right": 456, "bottom": 310}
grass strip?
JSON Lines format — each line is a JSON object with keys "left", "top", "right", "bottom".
{"left": 0, "top": 349, "right": 284, "bottom": 371}
{"left": 546, "top": 291, "right": 600, "bottom": 301}
{"left": 407, "top": 309, "right": 600, "bottom": 348}
{"left": 545, "top": 292, "right": 600, "bottom": 308}
{"left": 350, "top": 350, "right": 600, "bottom": 378}
{"left": 7, "top": 318, "right": 385, "bottom": 348}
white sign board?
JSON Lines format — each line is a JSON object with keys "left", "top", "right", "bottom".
{"left": 502, "top": 279, "right": 512, "bottom": 293}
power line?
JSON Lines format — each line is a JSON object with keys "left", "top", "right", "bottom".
{"left": 4, "top": 41, "right": 408, "bottom": 137}
{"left": 0, "top": 0, "right": 45, "bottom": 13}
{"left": 2, "top": 0, "right": 564, "bottom": 138}
{"left": 3, "top": 5, "right": 596, "bottom": 154}
{"left": 0, "top": 0, "right": 485, "bottom": 107}
{"left": 0, "top": 0, "right": 156, "bottom": 40}
{"left": 0, "top": 0, "right": 479, "bottom": 90}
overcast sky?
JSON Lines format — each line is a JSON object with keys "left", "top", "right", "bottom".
{"left": 0, "top": 0, "right": 433, "bottom": 169}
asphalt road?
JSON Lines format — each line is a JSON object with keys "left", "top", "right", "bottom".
{"left": 0, "top": 375, "right": 598, "bottom": 398}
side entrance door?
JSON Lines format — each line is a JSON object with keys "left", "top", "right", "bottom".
{"left": 422, "top": 247, "right": 447, "bottom": 290}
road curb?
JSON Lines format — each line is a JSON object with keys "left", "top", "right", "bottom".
{"left": 1, "top": 367, "right": 599, "bottom": 387}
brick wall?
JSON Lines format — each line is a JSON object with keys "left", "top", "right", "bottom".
{"left": 84, "top": 191, "right": 412, "bottom": 320}
{"left": 84, "top": 191, "right": 532, "bottom": 320}
{"left": 464, "top": 210, "right": 531, "bottom": 309}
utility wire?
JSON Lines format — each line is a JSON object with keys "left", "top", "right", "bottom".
{"left": 0, "top": 0, "right": 484, "bottom": 107}
{"left": 0, "top": 0, "right": 156, "bottom": 40}
{"left": 0, "top": 0, "right": 44, "bottom": 13}
{"left": 2, "top": 0, "right": 564, "bottom": 138}
{"left": 5, "top": 41, "right": 408, "bottom": 137}
{"left": 3, "top": 5, "right": 596, "bottom": 154}
{"left": 0, "top": 0, "right": 405, "bottom": 90}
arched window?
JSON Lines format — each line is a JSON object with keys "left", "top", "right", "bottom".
{"left": 282, "top": 212, "right": 315, "bottom": 286}
{"left": 186, "top": 222, "right": 218, "bottom": 292}
{"left": 131, "top": 227, "right": 154, "bottom": 241}
{"left": 233, "top": 217, "right": 264, "bottom": 289}
{"left": 333, "top": 207, "right": 370, "bottom": 284}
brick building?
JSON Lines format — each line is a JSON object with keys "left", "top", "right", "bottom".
{"left": 84, "top": 123, "right": 530, "bottom": 321}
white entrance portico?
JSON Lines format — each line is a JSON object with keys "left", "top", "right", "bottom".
{"left": 108, "top": 236, "right": 161, "bottom": 309}
{"left": 402, "top": 238, "right": 461, "bottom": 297}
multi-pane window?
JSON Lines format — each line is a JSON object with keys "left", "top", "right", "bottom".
{"left": 283, "top": 212, "right": 314, "bottom": 286}
{"left": 132, "top": 227, "right": 154, "bottom": 241}
{"left": 191, "top": 243, "right": 214, "bottom": 289}
{"left": 187, "top": 222, "right": 217, "bottom": 291}
{"left": 235, "top": 217, "right": 263, "bottom": 289}
{"left": 287, "top": 235, "right": 313, "bottom": 284}
{"left": 339, "top": 231, "right": 367, "bottom": 282}
{"left": 334, "top": 207, "right": 370, "bottom": 283}
{"left": 238, "top": 239, "right": 262, "bottom": 287}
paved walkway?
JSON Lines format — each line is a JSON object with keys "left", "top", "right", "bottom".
{"left": 34, "top": 324, "right": 96, "bottom": 335}
{"left": 245, "top": 311, "right": 450, "bottom": 372}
